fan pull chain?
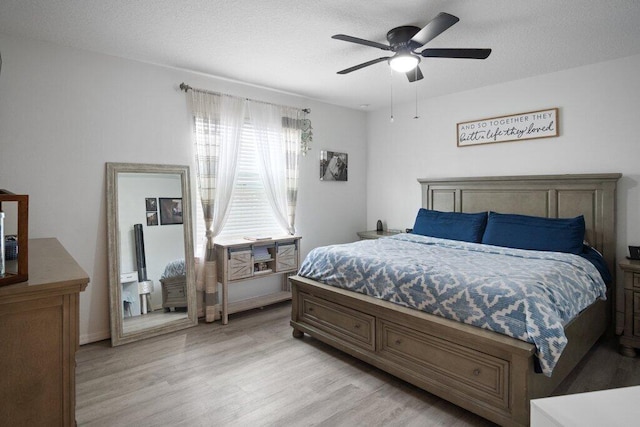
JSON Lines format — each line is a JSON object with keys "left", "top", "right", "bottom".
{"left": 414, "top": 74, "right": 419, "bottom": 119}
{"left": 390, "top": 68, "right": 394, "bottom": 123}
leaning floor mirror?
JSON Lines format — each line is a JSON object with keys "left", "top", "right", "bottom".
{"left": 106, "top": 163, "right": 198, "bottom": 346}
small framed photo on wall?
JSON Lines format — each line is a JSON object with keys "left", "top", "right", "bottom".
{"left": 145, "top": 197, "right": 157, "bottom": 211}
{"left": 159, "top": 198, "right": 183, "bottom": 225}
{"left": 320, "top": 150, "right": 348, "bottom": 181}
{"left": 146, "top": 211, "right": 159, "bottom": 226}
{"left": 145, "top": 197, "right": 159, "bottom": 225}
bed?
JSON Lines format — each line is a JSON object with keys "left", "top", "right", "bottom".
{"left": 289, "top": 173, "right": 621, "bottom": 427}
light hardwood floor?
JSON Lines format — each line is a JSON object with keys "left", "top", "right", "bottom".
{"left": 76, "top": 303, "right": 640, "bottom": 426}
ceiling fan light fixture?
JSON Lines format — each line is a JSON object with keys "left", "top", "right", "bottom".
{"left": 333, "top": 12, "right": 491, "bottom": 82}
{"left": 389, "top": 54, "right": 419, "bottom": 73}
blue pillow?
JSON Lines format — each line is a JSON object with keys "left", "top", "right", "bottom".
{"left": 481, "top": 212, "right": 585, "bottom": 254}
{"left": 412, "top": 209, "right": 487, "bottom": 243}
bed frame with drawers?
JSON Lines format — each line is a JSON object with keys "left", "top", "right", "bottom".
{"left": 290, "top": 174, "right": 620, "bottom": 426}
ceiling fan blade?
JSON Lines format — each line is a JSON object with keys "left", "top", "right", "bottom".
{"left": 420, "top": 48, "right": 492, "bottom": 59}
{"left": 406, "top": 66, "right": 424, "bottom": 82}
{"left": 332, "top": 34, "right": 392, "bottom": 51}
{"left": 337, "top": 57, "right": 390, "bottom": 74}
{"left": 410, "top": 12, "right": 459, "bottom": 47}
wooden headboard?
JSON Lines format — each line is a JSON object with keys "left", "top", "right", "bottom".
{"left": 418, "top": 173, "right": 621, "bottom": 277}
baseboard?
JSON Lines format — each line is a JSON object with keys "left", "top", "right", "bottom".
{"left": 80, "top": 330, "right": 110, "bottom": 345}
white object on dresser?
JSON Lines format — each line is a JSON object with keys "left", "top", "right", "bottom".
{"left": 119, "top": 271, "right": 153, "bottom": 315}
{"left": 120, "top": 271, "right": 141, "bottom": 315}
{"left": 530, "top": 386, "right": 640, "bottom": 426}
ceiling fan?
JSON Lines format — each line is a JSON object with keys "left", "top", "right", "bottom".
{"left": 332, "top": 12, "right": 491, "bottom": 82}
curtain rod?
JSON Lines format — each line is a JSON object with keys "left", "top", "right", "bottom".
{"left": 179, "top": 82, "right": 310, "bottom": 114}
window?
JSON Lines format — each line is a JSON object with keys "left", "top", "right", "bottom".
{"left": 194, "top": 119, "right": 287, "bottom": 252}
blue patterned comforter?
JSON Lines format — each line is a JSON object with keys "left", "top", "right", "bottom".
{"left": 298, "top": 233, "right": 607, "bottom": 376}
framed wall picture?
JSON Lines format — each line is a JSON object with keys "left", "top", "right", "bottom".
{"left": 145, "top": 197, "right": 158, "bottom": 226}
{"left": 145, "top": 197, "right": 157, "bottom": 211}
{"left": 146, "top": 211, "right": 158, "bottom": 226}
{"left": 159, "top": 198, "right": 183, "bottom": 225}
{"left": 457, "top": 108, "right": 559, "bottom": 147}
{"left": 320, "top": 150, "right": 348, "bottom": 181}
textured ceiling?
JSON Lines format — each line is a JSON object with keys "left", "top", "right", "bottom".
{"left": 1, "top": 0, "right": 640, "bottom": 110}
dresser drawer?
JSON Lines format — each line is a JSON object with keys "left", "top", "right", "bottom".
{"left": 166, "top": 285, "right": 185, "bottom": 299}
{"left": 633, "top": 292, "right": 640, "bottom": 337}
{"left": 299, "top": 292, "right": 375, "bottom": 351}
{"left": 634, "top": 316, "right": 640, "bottom": 338}
{"left": 161, "top": 277, "right": 187, "bottom": 307}
{"left": 634, "top": 273, "right": 640, "bottom": 289}
{"left": 379, "top": 320, "right": 510, "bottom": 410}
{"left": 120, "top": 271, "right": 138, "bottom": 283}
{"left": 229, "top": 250, "right": 253, "bottom": 280}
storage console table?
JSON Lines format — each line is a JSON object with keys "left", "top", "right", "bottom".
{"left": 215, "top": 236, "right": 300, "bottom": 324}
{"left": 0, "top": 238, "right": 89, "bottom": 426}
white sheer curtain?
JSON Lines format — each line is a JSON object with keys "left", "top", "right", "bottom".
{"left": 186, "top": 85, "right": 304, "bottom": 321}
{"left": 187, "top": 90, "right": 245, "bottom": 322}
{"left": 248, "top": 101, "right": 289, "bottom": 234}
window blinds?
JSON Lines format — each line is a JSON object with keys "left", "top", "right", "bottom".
{"left": 194, "top": 120, "right": 287, "bottom": 251}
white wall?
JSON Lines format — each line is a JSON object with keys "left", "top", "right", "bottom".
{"left": 0, "top": 33, "right": 367, "bottom": 344}
{"left": 366, "top": 54, "right": 640, "bottom": 276}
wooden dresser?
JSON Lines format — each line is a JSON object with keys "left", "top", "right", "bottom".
{"left": 0, "top": 238, "right": 89, "bottom": 426}
{"left": 619, "top": 259, "right": 640, "bottom": 356}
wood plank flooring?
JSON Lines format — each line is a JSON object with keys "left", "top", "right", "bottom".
{"left": 76, "top": 303, "right": 640, "bottom": 426}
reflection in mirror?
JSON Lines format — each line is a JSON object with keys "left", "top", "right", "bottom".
{"left": 107, "top": 163, "right": 197, "bottom": 346}
{"left": 1, "top": 201, "right": 18, "bottom": 276}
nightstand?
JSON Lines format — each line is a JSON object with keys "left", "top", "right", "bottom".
{"left": 618, "top": 259, "right": 640, "bottom": 357}
{"left": 356, "top": 230, "right": 401, "bottom": 240}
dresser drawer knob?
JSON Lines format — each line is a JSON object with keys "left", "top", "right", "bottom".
{"left": 308, "top": 307, "right": 314, "bottom": 312}
{"left": 395, "top": 339, "right": 402, "bottom": 346}
{"left": 473, "top": 368, "right": 481, "bottom": 376}
{"left": 354, "top": 323, "right": 361, "bottom": 329}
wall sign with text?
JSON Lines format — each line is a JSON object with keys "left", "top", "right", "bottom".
{"left": 457, "top": 108, "right": 559, "bottom": 147}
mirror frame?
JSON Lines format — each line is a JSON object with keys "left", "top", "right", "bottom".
{"left": 106, "top": 162, "right": 198, "bottom": 346}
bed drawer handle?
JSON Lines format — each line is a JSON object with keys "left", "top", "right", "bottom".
{"left": 473, "top": 368, "right": 481, "bottom": 376}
